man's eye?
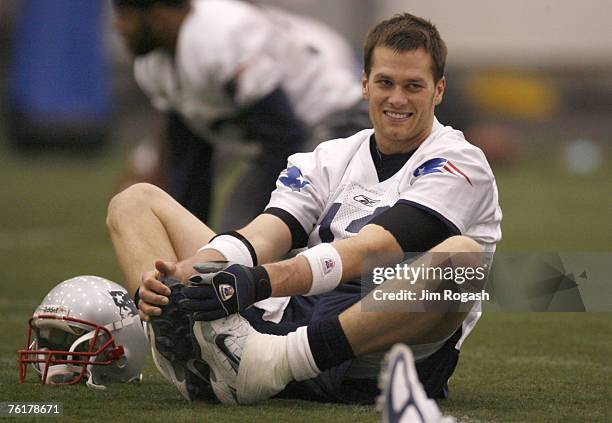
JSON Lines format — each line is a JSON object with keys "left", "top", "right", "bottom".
{"left": 377, "top": 79, "right": 392, "bottom": 86}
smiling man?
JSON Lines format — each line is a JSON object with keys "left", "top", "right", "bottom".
{"left": 107, "top": 13, "right": 502, "bottom": 407}
{"left": 364, "top": 46, "right": 445, "bottom": 155}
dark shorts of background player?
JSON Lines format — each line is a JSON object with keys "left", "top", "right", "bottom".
{"left": 240, "top": 280, "right": 462, "bottom": 405}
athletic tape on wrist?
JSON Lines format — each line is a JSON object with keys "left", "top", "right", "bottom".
{"left": 297, "top": 243, "right": 343, "bottom": 296}
{"left": 198, "top": 232, "right": 257, "bottom": 267}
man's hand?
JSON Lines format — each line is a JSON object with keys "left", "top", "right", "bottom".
{"left": 136, "top": 260, "right": 176, "bottom": 321}
{"left": 137, "top": 260, "right": 194, "bottom": 321}
{"left": 179, "top": 263, "right": 272, "bottom": 321}
{"left": 136, "top": 249, "right": 228, "bottom": 321}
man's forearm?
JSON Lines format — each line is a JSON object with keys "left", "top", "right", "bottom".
{"left": 263, "top": 256, "right": 313, "bottom": 297}
{"left": 262, "top": 224, "right": 404, "bottom": 298}
{"left": 238, "top": 214, "right": 294, "bottom": 265}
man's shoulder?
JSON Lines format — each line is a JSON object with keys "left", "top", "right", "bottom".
{"left": 175, "top": 0, "right": 270, "bottom": 77}
{"left": 312, "top": 128, "right": 374, "bottom": 155}
{"left": 287, "top": 129, "right": 373, "bottom": 177}
{"left": 420, "top": 121, "right": 493, "bottom": 175}
{"left": 183, "top": 0, "right": 265, "bottom": 45}
{"left": 304, "top": 129, "right": 373, "bottom": 167}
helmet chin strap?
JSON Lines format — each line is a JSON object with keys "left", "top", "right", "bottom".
{"left": 38, "top": 330, "right": 108, "bottom": 389}
{"left": 46, "top": 364, "right": 89, "bottom": 384}
{"left": 85, "top": 373, "right": 107, "bottom": 390}
{"left": 82, "top": 315, "right": 142, "bottom": 389}
{"left": 72, "top": 329, "right": 108, "bottom": 390}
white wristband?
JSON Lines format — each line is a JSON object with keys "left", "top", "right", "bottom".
{"left": 198, "top": 235, "right": 253, "bottom": 267}
{"left": 297, "top": 243, "right": 343, "bottom": 296}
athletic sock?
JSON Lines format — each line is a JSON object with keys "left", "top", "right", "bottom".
{"left": 286, "top": 326, "right": 320, "bottom": 381}
{"left": 237, "top": 331, "right": 292, "bottom": 403}
{"left": 306, "top": 315, "right": 355, "bottom": 371}
{"left": 237, "top": 318, "right": 355, "bottom": 403}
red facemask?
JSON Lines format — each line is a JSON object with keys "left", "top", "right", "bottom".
{"left": 18, "top": 314, "right": 125, "bottom": 386}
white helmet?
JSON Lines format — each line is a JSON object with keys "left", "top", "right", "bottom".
{"left": 18, "top": 276, "right": 148, "bottom": 389}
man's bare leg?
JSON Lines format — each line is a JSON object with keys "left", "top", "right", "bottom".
{"left": 106, "top": 183, "right": 217, "bottom": 295}
{"left": 236, "top": 235, "right": 485, "bottom": 404}
{"left": 340, "top": 235, "right": 484, "bottom": 356}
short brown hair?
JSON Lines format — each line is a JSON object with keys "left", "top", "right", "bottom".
{"left": 363, "top": 13, "right": 447, "bottom": 82}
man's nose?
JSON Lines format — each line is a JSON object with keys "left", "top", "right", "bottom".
{"left": 388, "top": 87, "right": 408, "bottom": 108}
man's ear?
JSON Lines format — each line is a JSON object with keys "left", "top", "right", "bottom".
{"left": 434, "top": 76, "right": 446, "bottom": 106}
{"left": 362, "top": 72, "right": 370, "bottom": 100}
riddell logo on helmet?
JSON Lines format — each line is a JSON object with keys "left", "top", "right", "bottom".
{"left": 36, "top": 305, "right": 69, "bottom": 316}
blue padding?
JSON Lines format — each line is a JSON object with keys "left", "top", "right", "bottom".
{"left": 8, "top": 0, "right": 111, "bottom": 123}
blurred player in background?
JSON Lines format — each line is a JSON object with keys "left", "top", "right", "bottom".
{"left": 108, "top": 12, "right": 501, "bottom": 407}
{"left": 112, "top": 0, "right": 369, "bottom": 229}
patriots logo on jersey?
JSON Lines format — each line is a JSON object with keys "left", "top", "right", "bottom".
{"left": 413, "top": 158, "right": 472, "bottom": 186}
{"left": 110, "top": 290, "right": 138, "bottom": 318}
{"left": 279, "top": 166, "right": 310, "bottom": 192}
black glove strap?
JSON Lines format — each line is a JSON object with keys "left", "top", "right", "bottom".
{"left": 251, "top": 266, "right": 272, "bottom": 302}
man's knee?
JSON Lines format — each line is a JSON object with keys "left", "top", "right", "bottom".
{"left": 442, "top": 235, "right": 483, "bottom": 254}
{"left": 434, "top": 235, "right": 484, "bottom": 269}
{"left": 106, "top": 183, "right": 165, "bottom": 231}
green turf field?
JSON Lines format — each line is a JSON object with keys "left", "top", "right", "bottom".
{"left": 1, "top": 141, "right": 610, "bottom": 422}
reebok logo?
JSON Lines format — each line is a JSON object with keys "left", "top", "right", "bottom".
{"left": 353, "top": 195, "right": 380, "bottom": 207}
{"left": 322, "top": 258, "right": 335, "bottom": 274}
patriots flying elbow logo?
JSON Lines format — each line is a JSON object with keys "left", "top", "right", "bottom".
{"left": 413, "top": 158, "right": 472, "bottom": 186}
{"left": 279, "top": 166, "right": 310, "bottom": 192}
{"left": 110, "top": 290, "right": 138, "bottom": 318}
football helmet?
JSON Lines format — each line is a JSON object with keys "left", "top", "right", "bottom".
{"left": 18, "top": 275, "right": 148, "bottom": 389}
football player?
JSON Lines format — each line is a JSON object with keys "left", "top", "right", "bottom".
{"left": 107, "top": 12, "right": 501, "bottom": 404}
{"left": 112, "top": 0, "right": 369, "bottom": 229}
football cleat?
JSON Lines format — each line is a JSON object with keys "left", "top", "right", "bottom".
{"left": 146, "top": 276, "right": 215, "bottom": 402}
{"left": 378, "top": 344, "right": 456, "bottom": 423}
{"left": 191, "top": 314, "right": 253, "bottom": 404}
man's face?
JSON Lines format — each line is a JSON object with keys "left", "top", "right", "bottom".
{"left": 113, "top": 6, "right": 157, "bottom": 56}
{"left": 363, "top": 46, "right": 445, "bottom": 154}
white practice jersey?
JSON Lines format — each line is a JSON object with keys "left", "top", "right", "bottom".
{"left": 134, "top": 0, "right": 362, "bottom": 143}
{"left": 262, "top": 118, "right": 502, "bottom": 354}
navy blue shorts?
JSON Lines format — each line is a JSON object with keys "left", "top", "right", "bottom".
{"left": 241, "top": 281, "right": 461, "bottom": 404}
